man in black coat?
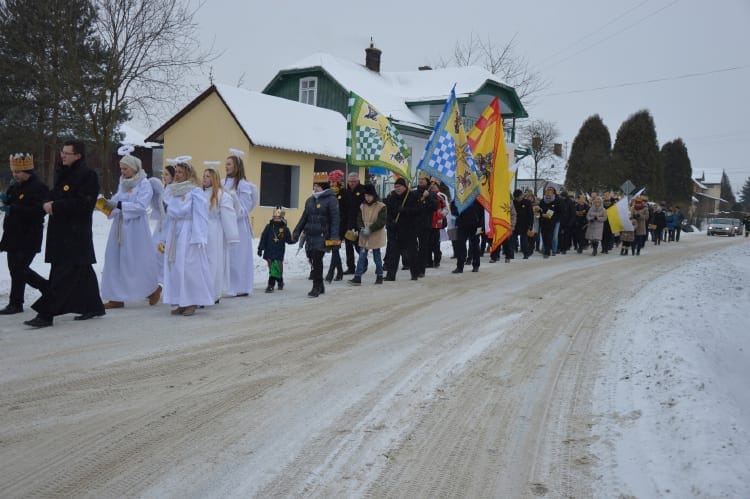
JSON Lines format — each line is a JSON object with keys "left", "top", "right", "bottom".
{"left": 384, "top": 177, "right": 420, "bottom": 281}
{"left": 0, "top": 154, "right": 50, "bottom": 314}
{"left": 343, "top": 172, "right": 365, "bottom": 274}
{"left": 414, "top": 173, "right": 438, "bottom": 277}
{"left": 24, "top": 140, "right": 105, "bottom": 328}
{"left": 512, "top": 189, "right": 534, "bottom": 259}
{"left": 450, "top": 198, "right": 484, "bottom": 273}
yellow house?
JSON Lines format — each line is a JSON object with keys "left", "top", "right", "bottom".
{"left": 146, "top": 83, "right": 347, "bottom": 229}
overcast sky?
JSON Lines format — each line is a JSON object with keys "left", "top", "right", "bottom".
{"left": 180, "top": 0, "right": 750, "bottom": 194}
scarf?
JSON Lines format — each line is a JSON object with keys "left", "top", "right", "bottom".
{"left": 119, "top": 168, "right": 147, "bottom": 193}
{"left": 169, "top": 180, "right": 197, "bottom": 198}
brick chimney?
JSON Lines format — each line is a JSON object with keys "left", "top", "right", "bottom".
{"left": 365, "top": 39, "right": 381, "bottom": 73}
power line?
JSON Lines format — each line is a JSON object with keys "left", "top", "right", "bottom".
{"left": 546, "top": 0, "right": 680, "bottom": 70}
{"left": 539, "top": 0, "right": 650, "bottom": 65}
{"left": 540, "top": 64, "right": 750, "bottom": 97}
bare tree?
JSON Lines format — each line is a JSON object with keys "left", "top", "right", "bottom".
{"left": 435, "top": 33, "right": 548, "bottom": 107}
{"left": 520, "top": 119, "right": 560, "bottom": 194}
{"left": 66, "top": 0, "right": 213, "bottom": 194}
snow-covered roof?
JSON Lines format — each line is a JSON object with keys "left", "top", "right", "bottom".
{"left": 119, "top": 123, "right": 159, "bottom": 148}
{"left": 695, "top": 192, "right": 728, "bottom": 203}
{"left": 214, "top": 84, "right": 346, "bottom": 158}
{"left": 692, "top": 178, "right": 707, "bottom": 190}
{"left": 275, "top": 52, "right": 521, "bottom": 127}
{"left": 147, "top": 84, "right": 347, "bottom": 159}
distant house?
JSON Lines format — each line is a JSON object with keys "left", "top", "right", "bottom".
{"left": 262, "top": 44, "right": 528, "bottom": 178}
{"left": 692, "top": 177, "right": 728, "bottom": 221}
{"left": 146, "top": 44, "right": 528, "bottom": 226}
{"left": 145, "top": 84, "right": 346, "bottom": 228}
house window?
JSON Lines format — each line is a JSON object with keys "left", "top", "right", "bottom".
{"left": 260, "top": 162, "right": 300, "bottom": 209}
{"left": 299, "top": 77, "right": 317, "bottom": 106}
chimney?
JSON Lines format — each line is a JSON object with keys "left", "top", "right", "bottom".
{"left": 418, "top": 65, "right": 432, "bottom": 71}
{"left": 365, "top": 39, "right": 381, "bottom": 73}
{"left": 553, "top": 143, "right": 563, "bottom": 157}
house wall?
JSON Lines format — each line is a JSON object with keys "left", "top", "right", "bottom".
{"left": 159, "top": 91, "right": 338, "bottom": 230}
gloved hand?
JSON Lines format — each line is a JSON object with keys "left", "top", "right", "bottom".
{"left": 360, "top": 227, "right": 371, "bottom": 237}
{"left": 257, "top": 248, "right": 263, "bottom": 257}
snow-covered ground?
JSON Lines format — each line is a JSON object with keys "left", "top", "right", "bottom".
{"left": 591, "top": 234, "right": 750, "bottom": 497}
{"left": 1, "top": 212, "right": 748, "bottom": 497}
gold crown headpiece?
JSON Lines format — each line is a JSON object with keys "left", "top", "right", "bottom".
{"left": 312, "top": 171, "right": 330, "bottom": 185}
{"left": 273, "top": 206, "right": 286, "bottom": 218}
{"left": 10, "top": 153, "right": 34, "bottom": 172}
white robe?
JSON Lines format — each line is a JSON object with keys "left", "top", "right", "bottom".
{"left": 150, "top": 180, "right": 167, "bottom": 285}
{"left": 203, "top": 189, "right": 240, "bottom": 302}
{"left": 101, "top": 176, "right": 159, "bottom": 302}
{"left": 161, "top": 186, "right": 214, "bottom": 307}
{"left": 222, "top": 178, "right": 258, "bottom": 295}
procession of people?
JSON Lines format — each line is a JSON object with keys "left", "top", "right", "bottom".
{"left": 0, "top": 142, "right": 731, "bottom": 328}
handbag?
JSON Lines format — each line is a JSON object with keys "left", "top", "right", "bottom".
{"left": 647, "top": 224, "right": 657, "bottom": 230}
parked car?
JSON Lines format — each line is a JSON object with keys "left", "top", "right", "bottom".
{"left": 706, "top": 218, "right": 736, "bottom": 236}
{"left": 731, "top": 218, "right": 742, "bottom": 236}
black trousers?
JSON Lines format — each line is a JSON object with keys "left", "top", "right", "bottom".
{"left": 385, "top": 230, "right": 418, "bottom": 279}
{"left": 6, "top": 250, "right": 47, "bottom": 306}
{"left": 344, "top": 239, "right": 358, "bottom": 271}
{"left": 32, "top": 263, "right": 104, "bottom": 319}
{"left": 310, "top": 250, "right": 325, "bottom": 290}
{"left": 454, "top": 228, "right": 480, "bottom": 271}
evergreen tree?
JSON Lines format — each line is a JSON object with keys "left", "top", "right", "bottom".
{"left": 739, "top": 177, "right": 750, "bottom": 212}
{"left": 661, "top": 138, "right": 693, "bottom": 206}
{"left": 612, "top": 110, "right": 664, "bottom": 200}
{"left": 720, "top": 170, "right": 736, "bottom": 208}
{"left": 0, "top": 0, "right": 102, "bottom": 185}
{"left": 565, "top": 115, "right": 611, "bottom": 193}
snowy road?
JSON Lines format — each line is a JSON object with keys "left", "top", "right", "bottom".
{"left": 0, "top": 234, "right": 743, "bottom": 497}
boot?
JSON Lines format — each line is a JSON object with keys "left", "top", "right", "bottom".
{"left": 636, "top": 247, "right": 641, "bottom": 255}
{"left": 265, "top": 277, "right": 275, "bottom": 293}
{"left": 334, "top": 265, "right": 343, "bottom": 281}
{"left": 147, "top": 285, "right": 162, "bottom": 306}
{"left": 631, "top": 246, "right": 635, "bottom": 255}
{"left": 277, "top": 279, "right": 284, "bottom": 291}
{"left": 325, "top": 267, "right": 335, "bottom": 283}
{"left": 375, "top": 275, "right": 383, "bottom": 285}
{"left": 308, "top": 286, "right": 321, "bottom": 297}
{"left": 592, "top": 242, "right": 598, "bottom": 256}
{"left": 349, "top": 275, "right": 362, "bottom": 286}
{"left": 384, "top": 273, "right": 396, "bottom": 281}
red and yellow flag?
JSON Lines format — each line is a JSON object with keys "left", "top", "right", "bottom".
{"left": 467, "top": 98, "right": 514, "bottom": 252}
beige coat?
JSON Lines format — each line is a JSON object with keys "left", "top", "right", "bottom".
{"left": 358, "top": 201, "right": 386, "bottom": 249}
{"left": 631, "top": 205, "right": 649, "bottom": 235}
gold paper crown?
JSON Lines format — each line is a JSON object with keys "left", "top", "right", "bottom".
{"left": 312, "top": 171, "right": 330, "bottom": 184}
{"left": 273, "top": 206, "right": 286, "bottom": 218}
{"left": 9, "top": 153, "right": 34, "bottom": 172}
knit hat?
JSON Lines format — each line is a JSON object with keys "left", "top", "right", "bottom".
{"left": 328, "top": 169, "right": 345, "bottom": 184}
{"left": 120, "top": 154, "right": 142, "bottom": 173}
{"left": 9, "top": 153, "right": 34, "bottom": 172}
{"left": 394, "top": 177, "right": 408, "bottom": 188}
{"left": 513, "top": 189, "right": 523, "bottom": 197}
{"left": 363, "top": 183, "right": 377, "bottom": 197}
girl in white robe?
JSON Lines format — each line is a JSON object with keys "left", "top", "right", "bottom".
{"left": 100, "top": 155, "right": 160, "bottom": 308}
{"left": 153, "top": 165, "right": 174, "bottom": 286}
{"left": 222, "top": 151, "right": 258, "bottom": 296}
{"left": 202, "top": 168, "right": 239, "bottom": 303}
{"left": 160, "top": 162, "right": 214, "bottom": 316}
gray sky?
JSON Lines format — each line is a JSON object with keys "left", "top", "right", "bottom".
{"left": 183, "top": 0, "right": 750, "bottom": 195}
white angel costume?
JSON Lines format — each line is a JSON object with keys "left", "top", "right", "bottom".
{"left": 161, "top": 182, "right": 214, "bottom": 307}
{"left": 203, "top": 188, "right": 240, "bottom": 302}
{"left": 101, "top": 172, "right": 160, "bottom": 302}
{"left": 222, "top": 177, "right": 258, "bottom": 295}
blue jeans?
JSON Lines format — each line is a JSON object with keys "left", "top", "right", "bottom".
{"left": 356, "top": 248, "right": 383, "bottom": 276}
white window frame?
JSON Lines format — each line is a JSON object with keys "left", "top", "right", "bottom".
{"left": 299, "top": 77, "right": 318, "bottom": 106}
